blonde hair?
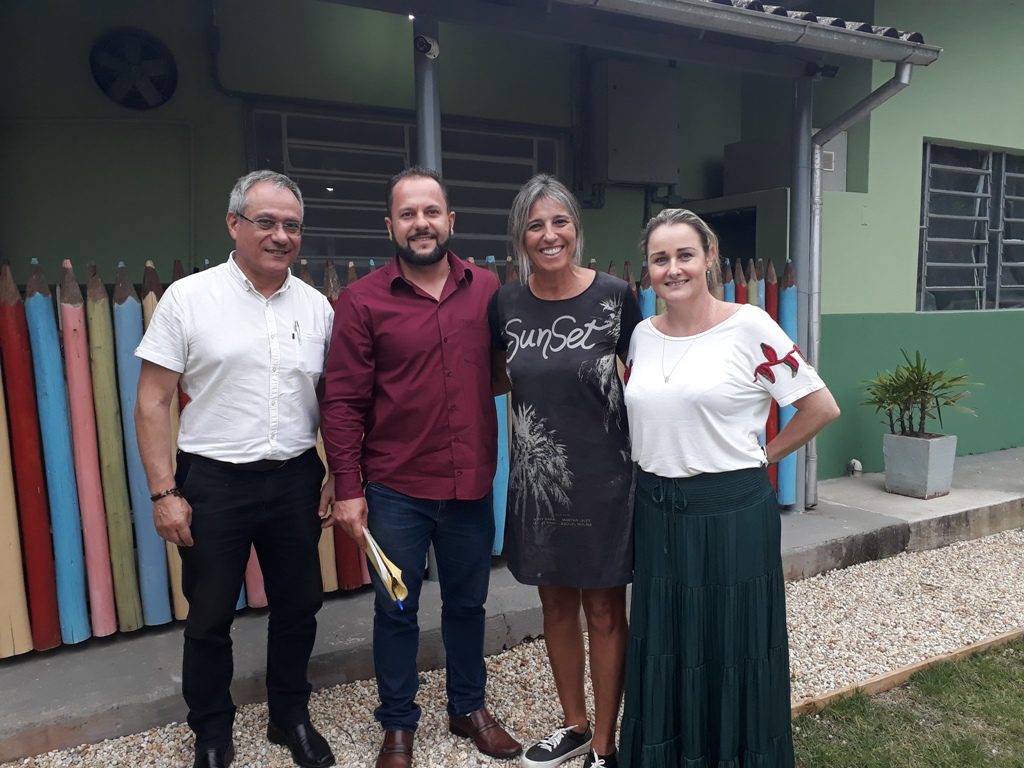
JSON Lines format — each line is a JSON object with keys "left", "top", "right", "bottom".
{"left": 639, "top": 208, "right": 722, "bottom": 293}
{"left": 508, "top": 174, "right": 584, "bottom": 280}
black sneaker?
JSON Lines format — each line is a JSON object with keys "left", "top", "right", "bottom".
{"left": 521, "top": 723, "right": 593, "bottom": 768}
{"left": 583, "top": 750, "right": 618, "bottom": 768}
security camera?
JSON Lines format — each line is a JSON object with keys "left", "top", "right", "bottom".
{"left": 414, "top": 34, "right": 440, "bottom": 59}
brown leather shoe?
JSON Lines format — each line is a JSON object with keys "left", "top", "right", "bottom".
{"left": 373, "top": 730, "right": 413, "bottom": 768}
{"left": 449, "top": 707, "right": 522, "bottom": 759}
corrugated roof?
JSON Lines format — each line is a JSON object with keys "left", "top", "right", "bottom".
{"left": 707, "top": 0, "right": 925, "bottom": 42}
{"left": 553, "top": 0, "right": 939, "bottom": 66}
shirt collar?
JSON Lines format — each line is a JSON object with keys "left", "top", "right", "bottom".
{"left": 385, "top": 253, "right": 473, "bottom": 290}
{"left": 227, "top": 251, "right": 294, "bottom": 297}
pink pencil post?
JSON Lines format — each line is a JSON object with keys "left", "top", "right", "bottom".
{"left": 60, "top": 260, "right": 117, "bottom": 637}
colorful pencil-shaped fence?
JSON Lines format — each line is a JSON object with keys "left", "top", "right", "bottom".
{"left": 332, "top": 262, "right": 371, "bottom": 589}
{"left": 0, "top": 355, "right": 33, "bottom": 657}
{"left": 317, "top": 260, "right": 341, "bottom": 594}
{"left": 113, "top": 263, "right": 172, "bottom": 626}
{"left": 777, "top": 261, "right": 799, "bottom": 506}
{"left": 764, "top": 262, "right": 780, "bottom": 490}
{"left": 0, "top": 257, "right": 459, "bottom": 654}
{"left": 718, "top": 257, "right": 793, "bottom": 497}
{"left": 0, "top": 263, "right": 61, "bottom": 650}
{"left": 733, "top": 260, "right": 748, "bottom": 305}
{"left": 722, "top": 258, "right": 735, "bottom": 303}
{"left": 487, "top": 256, "right": 510, "bottom": 555}
{"left": 140, "top": 262, "right": 190, "bottom": 621}
{"left": 638, "top": 265, "right": 656, "bottom": 319}
{"left": 86, "top": 268, "right": 144, "bottom": 632}
{"left": 25, "top": 260, "right": 91, "bottom": 644}
{"left": 60, "top": 261, "right": 117, "bottom": 638}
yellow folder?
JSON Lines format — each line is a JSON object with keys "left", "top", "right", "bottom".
{"left": 362, "top": 527, "right": 408, "bottom": 609}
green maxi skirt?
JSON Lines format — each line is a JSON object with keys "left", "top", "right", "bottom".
{"left": 620, "top": 467, "right": 794, "bottom": 768}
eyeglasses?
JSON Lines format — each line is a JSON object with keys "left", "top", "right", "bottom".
{"left": 235, "top": 212, "right": 304, "bottom": 236}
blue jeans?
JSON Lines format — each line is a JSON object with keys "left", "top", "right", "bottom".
{"left": 365, "top": 482, "right": 494, "bottom": 731}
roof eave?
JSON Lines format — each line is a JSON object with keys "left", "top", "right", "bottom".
{"left": 555, "top": 0, "right": 942, "bottom": 65}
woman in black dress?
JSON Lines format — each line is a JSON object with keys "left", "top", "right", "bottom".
{"left": 490, "top": 174, "right": 641, "bottom": 768}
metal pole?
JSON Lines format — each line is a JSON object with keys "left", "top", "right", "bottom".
{"left": 413, "top": 16, "right": 442, "bottom": 172}
{"left": 413, "top": 16, "right": 443, "bottom": 580}
{"left": 804, "top": 62, "right": 912, "bottom": 506}
{"left": 805, "top": 142, "right": 823, "bottom": 507}
{"left": 789, "top": 75, "right": 813, "bottom": 512}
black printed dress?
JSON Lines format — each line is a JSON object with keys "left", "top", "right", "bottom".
{"left": 488, "top": 271, "right": 642, "bottom": 588}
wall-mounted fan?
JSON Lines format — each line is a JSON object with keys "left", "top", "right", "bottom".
{"left": 90, "top": 28, "right": 178, "bottom": 110}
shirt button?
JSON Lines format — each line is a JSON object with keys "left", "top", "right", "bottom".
{"left": 456, "top": 470, "right": 463, "bottom": 476}
{"left": 446, "top": 370, "right": 452, "bottom": 377}
{"left": 443, "top": 337, "right": 448, "bottom": 343}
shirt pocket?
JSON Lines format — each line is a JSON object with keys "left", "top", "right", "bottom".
{"left": 295, "top": 330, "right": 327, "bottom": 376}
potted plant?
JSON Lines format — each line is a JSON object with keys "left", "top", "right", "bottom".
{"left": 862, "top": 349, "right": 976, "bottom": 499}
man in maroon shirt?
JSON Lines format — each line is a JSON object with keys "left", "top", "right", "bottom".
{"left": 320, "top": 167, "right": 522, "bottom": 768}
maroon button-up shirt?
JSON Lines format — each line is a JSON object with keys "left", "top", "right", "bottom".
{"left": 321, "top": 254, "right": 499, "bottom": 501}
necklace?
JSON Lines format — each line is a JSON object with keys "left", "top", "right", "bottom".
{"left": 660, "top": 333, "right": 697, "bottom": 383}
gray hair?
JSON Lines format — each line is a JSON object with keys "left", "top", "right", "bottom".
{"left": 227, "top": 170, "right": 304, "bottom": 217}
{"left": 639, "top": 208, "right": 722, "bottom": 293}
{"left": 507, "top": 174, "right": 584, "bottom": 280}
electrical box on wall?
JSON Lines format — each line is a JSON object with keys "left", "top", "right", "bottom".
{"left": 588, "top": 58, "right": 682, "bottom": 184}
{"left": 723, "top": 130, "right": 848, "bottom": 195}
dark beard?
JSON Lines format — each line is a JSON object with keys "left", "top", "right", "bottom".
{"left": 395, "top": 235, "right": 449, "bottom": 267}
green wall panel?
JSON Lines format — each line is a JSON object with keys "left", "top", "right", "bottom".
{"left": 816, "top": 311, "right": 1020, "bottom": 479}
{"left": 1, "top": 0, "right": 243, "bottom": 283}
{"left": 821, "top": 0, "right": 1024, "bottom": 314}
{"left": 1, "top": 121, "right": 192, "bottom": 280}
{"left": 217, "top": 1, "right": 573, "bottom": 126}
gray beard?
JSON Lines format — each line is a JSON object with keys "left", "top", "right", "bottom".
{"left": 395, "top": 237, "right": 449, "bottom": 267}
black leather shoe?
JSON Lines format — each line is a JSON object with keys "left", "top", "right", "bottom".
{"left": 268, "top": 719, "right": 336, "bottom": 768}
{"left": 193, "top": 742, "right": 234, "bottom": 768}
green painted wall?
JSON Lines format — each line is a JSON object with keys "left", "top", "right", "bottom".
{"left": 1, "top": 0, "right": 244, "bottom": 284}
{"left": 812, "top": 0, "right": 1024, "bottom": 474}
{"left": 816, "top": 312, "right": 1014, "bottom": 478}
{"left": 823, "top": 0, "right": 1024, "bottom": 314}
{"left": 2, "top": 0, "right": 747, "bottom": 282}
{"left": 216, "top": 2, "right": 575, "bottom": 126}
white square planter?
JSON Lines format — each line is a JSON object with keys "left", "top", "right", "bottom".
{"left": 882, "top": 433, "right": 958, "bottom": 499}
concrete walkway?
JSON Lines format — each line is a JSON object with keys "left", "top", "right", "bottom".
{"left": 2, "top": 448, "right": 1022, "bottom": 763}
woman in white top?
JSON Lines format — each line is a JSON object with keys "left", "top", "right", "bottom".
{"left": 619, "top": 209, "right": 840, "bottom": 768}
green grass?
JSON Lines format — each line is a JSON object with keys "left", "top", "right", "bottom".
{"left": 794, "top": 639, "right": 1024, "bottom": 767}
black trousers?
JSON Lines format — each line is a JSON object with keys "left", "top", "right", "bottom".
{"left": 176, "top": 448, "right": 324, "bottom": 747}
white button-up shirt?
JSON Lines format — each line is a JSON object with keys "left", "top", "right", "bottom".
{"left": 136, "top": 254, "right": 334, "bottom": 463}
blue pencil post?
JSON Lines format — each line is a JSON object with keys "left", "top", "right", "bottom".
{"left": 492, "top": 394, "right": 509, "bottom": 555}
{"left": 638, "top": 264, "right": 657, "bottom": 319}
{"left": 24, "top": 260, "right": 91, "bottom": 643}
{"left": 777, "top": 261, "right": 798, "bottom": 506}
{"left": 484, "top": 254, "right": 511, "bottom": 555}
{"left": 113, "top": 263, "right": 172, "bottom": 626}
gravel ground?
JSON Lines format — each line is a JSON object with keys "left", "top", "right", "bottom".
{"left": 6, "top": 528, "right": 1024, "bottom": 768}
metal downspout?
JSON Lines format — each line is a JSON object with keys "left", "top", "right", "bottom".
{"left": 790, "top": 76, "right": 813, "bottom": 512}
{"left": 413, "top": 16, "right": 443, "bottom": 581}
{"left": 414, "top": 16, "right": 443, "bottom": 172}
{"left": 804, "top": 62, "right": 913, "bottom": 507}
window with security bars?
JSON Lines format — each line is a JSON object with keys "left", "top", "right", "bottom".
{"left": 918, "top": 143, "right": 1024, "bottom": 311}
{"left": 249, "top": 106, "right": 565, "bottom": 284}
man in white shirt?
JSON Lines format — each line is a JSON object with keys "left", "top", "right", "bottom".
{"left": 135, "top": 171, "right": 336, "bottom": 768}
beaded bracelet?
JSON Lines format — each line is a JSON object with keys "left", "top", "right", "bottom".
{"left": 150, "top": 487, "right": 183, "bottom": 502}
